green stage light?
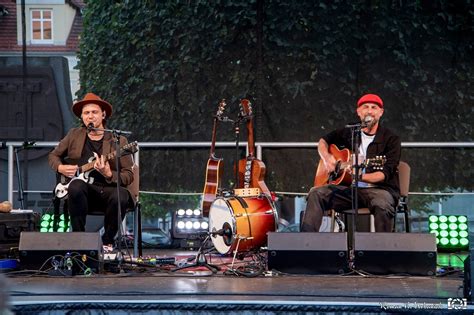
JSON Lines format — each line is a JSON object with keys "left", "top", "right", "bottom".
{"left": 449, "top": 230, "right": 458, "bottom": 238}
{"left": 440, "top": 238, "right": 449, "bottom": 246}
{"left": 429, "top": 214, "right": 469, "bottom": 251}
{"left": 40, "top": 213, "right": 70, "bottom": 232}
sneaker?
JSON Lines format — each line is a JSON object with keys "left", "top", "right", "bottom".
{"left": 102, "top": 244, "right": 114, "bottom": 253}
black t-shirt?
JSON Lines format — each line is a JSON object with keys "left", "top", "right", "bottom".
{"left": 79, "top": 136, "right": 106, "bottom": 184}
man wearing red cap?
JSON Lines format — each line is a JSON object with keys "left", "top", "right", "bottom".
{"left": 49, "top": 93, "right": 134, "bottom": 249}
{"left": 301, "top": 93, "right": 401, "bottom": 232}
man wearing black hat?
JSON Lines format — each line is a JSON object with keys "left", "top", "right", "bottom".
{"left": 49, "top": 93, "right": 134, "bottom": 248}
{"left": 301, "top": 94, "right": 401, "bottom": 232}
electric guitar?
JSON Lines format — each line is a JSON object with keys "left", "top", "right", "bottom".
{"left": 201, "top": 100, "right": 227, "bottom": 215}
{"left": 54, "top": 141, "right": 138, "bottom": 199}
{"left": 237, "top": 99, "right": 271, "bottom": 197}
{"left": 314, "top": 144, "right": 386, "bottom": 187}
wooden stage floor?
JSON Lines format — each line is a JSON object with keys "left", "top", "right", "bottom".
{"left": 3, "top": 249, "right": 472, "bottom": 314}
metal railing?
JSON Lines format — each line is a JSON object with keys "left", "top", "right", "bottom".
{"left": 4, "top": 141, "right": 474, "bottom": 203}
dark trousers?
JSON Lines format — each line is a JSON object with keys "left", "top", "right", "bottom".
{"left": 67, "top": 180, "right": 131, "bottom": 245}
{"left": 301, "top": 185, "right": 396, "bottom": 233}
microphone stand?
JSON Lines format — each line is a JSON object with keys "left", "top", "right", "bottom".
{"left": 232, "top": 113, "right": 252, "bottom": 191}
{"left": 88, "top": 125, "right": 131, "bottom": 267}
{"left": 172, "top": 233, "right": 220, "bottom": 273}
{"left": 345, "top": 122, "right": 365, "bottom": 267}
{"left": 14, "top": 141, "right": 35, "bottom": 209}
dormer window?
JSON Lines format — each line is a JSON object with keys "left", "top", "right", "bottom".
{"left": 30, "top": 9, "right": 53, "bottom": 44}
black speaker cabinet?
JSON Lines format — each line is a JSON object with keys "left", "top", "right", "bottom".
{"left": 267, "top": 232, "right": 348, "bottom": 274}
{"left": 19, "top": 232, "right": 103, "bottom": 274}
{"left": 464, "top": 255, "right": 472, "bottom": 301}
{"left": 354, "top": 232, "right": 436, "bottom": 276}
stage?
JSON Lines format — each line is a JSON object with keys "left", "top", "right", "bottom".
{"left": 3, "top": 249, "right": 472, "bottom": 314}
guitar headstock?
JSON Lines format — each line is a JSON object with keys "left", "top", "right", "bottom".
{"left": 239, "top": 99, "right": 253, "bottom": 118}
{"left": 366, "top": 155, "right": 386, "bottom": 171}
{"left": 215, "top": 99, "right": 227, "bottom": 119}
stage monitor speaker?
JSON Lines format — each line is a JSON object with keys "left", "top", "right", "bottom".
{"left": 267, "top": 232, "right": 348, "bottom": 274}
{"left": 354, "top": 232, "right": 436, "bottom": 276}
{"left": 19, "top": 232, "right": 103, "bottom": 274}
{"left": 464, "top": 255, "right": 472, "bottom": 301}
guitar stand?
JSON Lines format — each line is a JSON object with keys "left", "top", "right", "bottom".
{"left": 172, "top": 235, "right": 220, "bottom": 274}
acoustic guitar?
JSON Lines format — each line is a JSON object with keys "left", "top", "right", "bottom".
{"left": 54, "top": 141, "right": 138, "bottom": 199}
{"left": 201, "top": 100, "right": 227, "bottom": 216}
{"left": 314, "top": 144, "right": 386, "bottom": 187}
{"left": 237, "top": 99, "right": 271, "bottom": 197}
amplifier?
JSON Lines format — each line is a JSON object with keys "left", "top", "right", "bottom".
{"left": 354, "top": 232, "right": 437, "bottom": 276}
{"left": 0, "top": 212, "right": 40, "bottom": 258}
{"left": 267, "top": 232, "right": 348, "bottom": 274}
{"left": 19, "top": 232, "right": 103, "bottom": 274}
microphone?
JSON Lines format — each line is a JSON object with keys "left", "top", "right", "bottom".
{"left": 363, "top": 115, "right": 374, "bottom": 126}
{"left": 210, "top": 227, "right": 232, "bottom": 237}
{"left": 345, "top": 116, "right": 374, "bottom": 128}
{"left": 86, "top": 123, "right": 94, "bottom": 133}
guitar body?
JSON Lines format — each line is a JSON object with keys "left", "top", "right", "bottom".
{"left": 55, "top": 171, "right": 95, "bottom": 199}
{"left": 314, "top": 144, "right": 352, "bottom": 187}
{"left": 201, "top": 100, "right": 227, "bottom": 216}
{"left": 238, "top": 158, "right": 271, "bottom": 197}
{"left": 202, "top": 156, "right": 224, "bottom": 216}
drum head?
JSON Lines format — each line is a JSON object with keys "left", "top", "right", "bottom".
{"left": 209, "top": 198, "right": 234, "bottom": 254}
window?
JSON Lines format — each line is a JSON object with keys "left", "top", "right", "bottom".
{"left": 30, "top": 9, "right": 53, "bottom": 44}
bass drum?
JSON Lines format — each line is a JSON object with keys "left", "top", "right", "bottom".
{"left": 208, "top": 195, "right": 277, "bottom": 255}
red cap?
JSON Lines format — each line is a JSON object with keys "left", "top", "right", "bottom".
{"left": 357, "top": 94, "right": 383, "bottom": 108}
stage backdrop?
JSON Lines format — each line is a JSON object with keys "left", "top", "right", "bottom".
{"left": 76, "top": 0, "right": 473, "bottom": 202}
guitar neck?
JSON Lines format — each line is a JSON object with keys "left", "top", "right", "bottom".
{"left": 209, "top": 117, "right": 218, "bottom": 157}
{"left": 80, "top": 151, "right": 116, "bottom": 173}
{"left": 246, "top": 119, "right": 255, "bottom": 158}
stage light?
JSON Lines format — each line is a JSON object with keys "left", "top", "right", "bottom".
{"left": 40, "top": 213, "right": 69, "bottom": 232}
{"left": 171, "top": 208, "right": 209, "bottom": 248}
{"left": 429, "top": 215, "right": 468, "bottom": 251}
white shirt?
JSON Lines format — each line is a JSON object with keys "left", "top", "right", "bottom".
{"left": 358, "top": 132, "right": 375, "bottom": 188}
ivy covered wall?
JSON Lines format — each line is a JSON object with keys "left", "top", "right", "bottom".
{"left": 77, "top": 0, "right": 473, "bottom": 195}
